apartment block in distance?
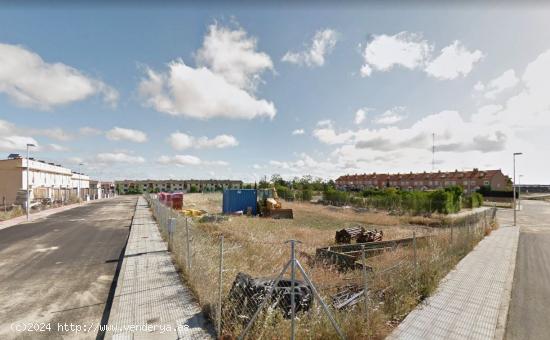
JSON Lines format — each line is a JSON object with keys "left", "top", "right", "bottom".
{"left": 116, "top": 179, "right": 243, "bottom": 194}
{"left": 335, "top": 169, "right": 510, "bottom": 193}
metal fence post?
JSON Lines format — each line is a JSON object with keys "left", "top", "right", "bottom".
{"left": 467, "top": 222, "right": 471, "bottom": 248}
{"left": 186, "top": 217, "right": 191, "bottom": 273}
{"left": 413, "top": 231, "right": 418, "bottom": 286}
{"left": 290, "top": 239, "right": 297, "bottom": 340}
{"left": 295, "top": 261, "right": 346, "bottom": 340}
{"left": 168, "top": 217, "right": 176, "bottom": 251}
{"left": 218, "top": 235, "right": 224, "bottom": 337}
{"left": 361, "top": 245, "right": 369, "bottom": 321}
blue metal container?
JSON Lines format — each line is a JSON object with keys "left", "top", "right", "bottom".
{"left": 223, "top": 189, "right": 257, "bottom": 215}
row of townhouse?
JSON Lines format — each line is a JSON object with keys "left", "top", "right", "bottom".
{"left": 0, "top": 154, "right": 113, "bottom": 206}
{"left": 116, "top": 179, "right": 243, "bottom": 194}
{"left": 335, "top": 169, "right": 511, "bottom": 193}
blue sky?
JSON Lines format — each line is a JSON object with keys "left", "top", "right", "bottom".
{"left": 1, "top": 4, "right": 550, "bottom": 183}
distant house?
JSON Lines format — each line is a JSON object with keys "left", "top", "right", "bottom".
{"left": 335, "top": 169, "right": 511, "bottom": 193}
{"left": 115, "top": 179, "right": 243, "bottom": 194}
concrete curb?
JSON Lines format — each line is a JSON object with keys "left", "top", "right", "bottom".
{"left": 0, "top": 198, "right": 114, "bottom": 231}
{"left": 494, "top": 226, "right": 520, "bottom": 340}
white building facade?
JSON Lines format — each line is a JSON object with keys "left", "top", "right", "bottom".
{"left": 0, "top": 156, "right": 92, "bottom": 205}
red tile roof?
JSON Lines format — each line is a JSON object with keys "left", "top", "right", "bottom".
{"left": 336, "top": 169, "right": 506, "bottom": 183}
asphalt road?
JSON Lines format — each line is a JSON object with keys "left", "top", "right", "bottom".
{"left": 0, "top": 196, "right": 137, "bottom": 339}
{"left": 502, "top": 199, "right": 550, "bottom": 340}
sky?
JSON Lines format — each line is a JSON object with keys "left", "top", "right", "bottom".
{"left": 1, "top": 2, "right": 549, "bottom": 184}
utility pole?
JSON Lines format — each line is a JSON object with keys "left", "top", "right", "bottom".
{"left": 432, "top": 133, "right": 435, "bottom": 171}
{"left": 26, "top": 143, "right": 35, "bottom": 221}
{"left": 513, "top": 152, "right": 523, "bottom": 226}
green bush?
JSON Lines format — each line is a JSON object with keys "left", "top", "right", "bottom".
{"left": 322, "top": 188, "right": 350, "bottom": 205}
{"left": 275, "top": 185, "right": 292, "bottom": 200}
{"left": 301, "top": 189, "right": 313, "bottom": 201}
{"left": 464, "top": 192, "right": 483, "bottom": 208}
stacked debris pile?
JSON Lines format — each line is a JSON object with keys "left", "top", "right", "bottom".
{"left": 332, "top": 284, "right": 365, "bottom": 310}
{"left": 223, "top": 272, "right": 313, "bottom": 328}
{"left": 335, "top": 226, "right": 383, "bottom": 244}
{"left": 356, "top": 229, "right": 383, "bottom": 243}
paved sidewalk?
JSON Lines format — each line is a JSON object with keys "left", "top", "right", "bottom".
{"left": 388, "top": 224, "right": 519, "bottom": 340}
{"left": 106, "top": 196, "right": 213, "bottom": 339}
{"left": 0, "top": 198, "right": 110, "bottom": 231}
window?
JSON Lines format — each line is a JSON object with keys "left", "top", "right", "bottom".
{"left": 484, "top": 180, "right": 490, "bottom": 186}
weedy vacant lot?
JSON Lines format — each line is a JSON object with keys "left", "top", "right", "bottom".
{"left": 157, "top": 193, "right": 494, "bottom": 339}
{"left": 182, "top": 192, "right": 428, "bottom": 248}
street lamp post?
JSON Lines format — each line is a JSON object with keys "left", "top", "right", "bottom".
{"left": 513, "top": 152, "right": 523, "bottom": 226}
{"left": 26, "top": 143, "right": 36, "bottom": 221}
{"left": 78, "top": 163, "right": 83, "bottom": 203}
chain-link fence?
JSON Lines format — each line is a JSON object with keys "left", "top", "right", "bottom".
{"left": 144, "top": 193, "right": 497, "bottom": 339}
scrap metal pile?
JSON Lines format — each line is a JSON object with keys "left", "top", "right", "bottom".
{"left": 332, "top": 284, "right": 365, "bottom": 310}
{"left": 335, "top": 226, "right": 383, "bottom": 244}
{"left": 224, "top": 272, "right": 313, "bottom": 325}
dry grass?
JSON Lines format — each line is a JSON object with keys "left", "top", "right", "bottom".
{"left": 153, "top": 193, "right": 495, "bottom": 339}
{"left": 182, "top": 193, "right": 424, "bottom": 251}
{"left": 0, "top": 206, "right": 23, "bottom": 222}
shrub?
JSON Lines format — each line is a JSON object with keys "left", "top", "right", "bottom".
{"left": 464, "top": 192, "right": 483, "bottom": 208}
{"left": 301, "top": 189, "right": 313, "bottom": 201}
{"left": 322, "top": 188, "right": 350, "bottom": 205}
{"left": 275, "top": 185, "right": 292, "bottom": 200}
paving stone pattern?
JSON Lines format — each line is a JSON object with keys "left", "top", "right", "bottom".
{"left": 107, "top": 197, "right": 213, "bottom": 339}
{"left": 389, "top": 224, "right": 519, "bottom": 340}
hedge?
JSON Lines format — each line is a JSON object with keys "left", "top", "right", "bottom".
{"left": 324, "top": 186, "right": 468, "bottom": 215}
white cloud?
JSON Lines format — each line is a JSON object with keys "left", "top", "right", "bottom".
{"left": 79, "top": 127, "right": 102, "bottom": 136}
{"left": 0, "top": 119, "right": 39, "bottom": 152}
{"left": 48, "top": 143, "right": 69, "bottom": 152}
{"left": 316, "top": 119, "right": 332, "bottom": 127}
{"left": 106, "top": 127, "right": 147, "bottom": 143}
{"left": 140, "top": 61, "right": 276, "bottom": 120}
{"left": 425, "top": 41, "right": 484, "bottom": 80}
{"left": 28, "top": 127, "right": 74, "bottom": 142}
{"left": 0, "top": 43, "right": 118, "bottom": 109}
{"left": 96, "top": 152, "right": 145, "bottom": 164}
{"left": 360, "top": 32, "right": 432, "bottom": 77}
{"left": 158, "top": 154, "right": 228, "bottom": 167}
{"left": 195, "top": 23, "right": 273, "bottom": 91}
{"left": 359, "top": 34, "right": 483, "bottom": 80}
{"left": 168, "top": 132, "right": 194, "bottom": 150}
{"left": 168, "top": 132, "right": 238, "bottom": 150}
{"left": 261, "top": 49, "right": 550, "bottom": 182}
{"left": 67, "top": 157, "right": 84, "bottom": 164}
{"left": 268, "top": 153, "right": 342, "bottom": 178}
{"left": 282, "top": 28, "right": 338, "bottom": 67}
{"left": 474, "top": 69, "right": 519, "bottom": 99}
{"left": 354, "top": 108, "right": 369, "bottom": 125}
{"left": 373, "top": 106, "right": 406, "bottom": 125}
{"left": 196, "top": 134, "right": 239, "bottom": 149}
{"left": 312, "top": 126, "right": 355, "bottom": 145}
{"left": 292, "top": 129, "right": 305, "bottom": 135}
{"left": 140, "top": 22, "right": 276, "bottom": 121}
{"left": 0, "top": 135, "right": 39, "bottom": 152}
{"left": 474, "top": 81, "right": 485, "bottom": 92}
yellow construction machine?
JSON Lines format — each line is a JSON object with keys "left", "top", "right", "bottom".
{"left": 257, "top": 188, "right": 294, "bottom": 219}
